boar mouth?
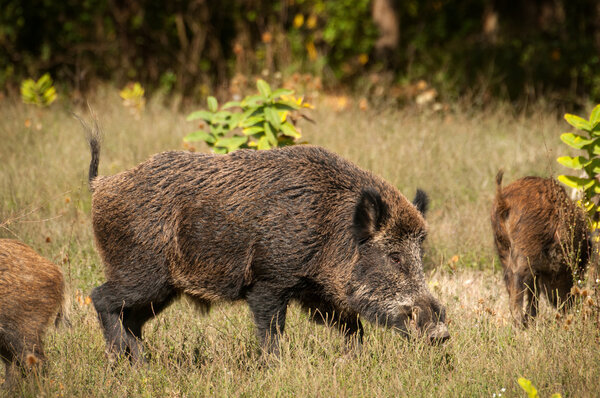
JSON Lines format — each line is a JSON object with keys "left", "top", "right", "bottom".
{"left": 389, "top": 303, "right": 450, "bottom": 344}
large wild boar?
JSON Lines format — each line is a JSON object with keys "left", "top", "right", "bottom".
{"left": 491, "top": 171, "right": 590, "bottom": 326}
{"left": 0, "top": 239, "right": 65, "bottom": 387}
{"left": 86, "top": 132, "right": 449, "bottom": 360}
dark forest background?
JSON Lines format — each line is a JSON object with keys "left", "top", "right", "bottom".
{"left": 1, "top": 0, "right": 599, "bottom": 104}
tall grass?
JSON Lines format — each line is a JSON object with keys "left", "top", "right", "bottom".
{"left": 0, "top": 88, "right": 597, "bottom": 397}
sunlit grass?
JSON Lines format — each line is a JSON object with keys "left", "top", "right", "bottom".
{"left": 1, "top": 88, "right": 598, "bottom": 396}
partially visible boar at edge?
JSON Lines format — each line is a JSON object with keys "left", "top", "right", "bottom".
{"left": 491, "top": 171, "right": 591, "bottom": 326}
{"left": 85, "top": 129, "right": 449, "bottom": 361}
{"left": 0, "top": 239, "right": 66, "bottom": 388}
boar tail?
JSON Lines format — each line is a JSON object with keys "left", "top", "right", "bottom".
{"left": 495, "top": 170, "right": 504, "bottom": 193}
{"left": 88, "top": 130, "right": 100, "bottom": 190}
{"left": 73, "top": 111, "right": 102, "bottom": 192}
{"left": 494, "top": 170, "right": 508, "bottom": 218}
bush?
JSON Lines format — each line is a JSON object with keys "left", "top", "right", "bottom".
{"left": 557, "top": 104, "right": 600, "bottom": 228}
{"left": 20, "top": 73, "right": 57, "bottom": 107}
{"left": 184, "top": 79, "right": 311, "bottom": 153}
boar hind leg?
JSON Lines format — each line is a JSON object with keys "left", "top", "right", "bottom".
{"left": 546, "top": 271, "right": 575, "bottom": 312}
{"left": 1, "top": 346, "right": 17, "bottom": 388}
{"left": 91, "top": 281, "right": 175, "bottom": 362}
{"left": 246, "top": 284, "right": 289, "bottom": 357}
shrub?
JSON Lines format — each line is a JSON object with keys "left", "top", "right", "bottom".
{"left": 184, "top": 79, "right": 311, "bottom": 154}
{"left": 557, "top": 104, "right": 600, "bottom": 229}
{"left": 20, "top": 73, "right": 57, "bottom": 107}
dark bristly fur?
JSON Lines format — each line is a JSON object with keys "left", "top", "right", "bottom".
{"left": 491, "top": 171, "right": 591, "bottom": 326}
{"left": 86, "top": 139, "right": 449, "bottom": 361}
{"left": 0, "top": 239, "right": 65, "bottom": 388}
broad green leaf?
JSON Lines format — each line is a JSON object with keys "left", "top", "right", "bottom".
{"left": 257, "top": 79, "right": 271, "bottom": 98}
{"left": 584, "top": 157, "right": 600, "bottom": 174}
{"left": 214, "top": 136, "right": 248, "bottom": 152}
{"left": 270, "top": 88, "right": 294, "bottom": 98}
{"left": 227, "top": 112, "right": 244, "bottom": 128}
{"left": 242, "top": 126, "right": 264, "bottom": 136}
{"left": 43, "top": 87, "right": 57, "bottom": 103}
{"left": 241, "top": 95, "right": 264, "bottom": 107}
{"left": 581, "top": 199, "right": 596, "bottom": 212}
{"left": 560, "top": 132, "right": 594, "bottom": 149}
{"left": 222, "top": 101, "right": 241, "bottom": 109}
{"left": 556, "top": 155, "right": 587, "bottom": 169}
{"left": 557, "top": 175, "right": 595, "bottom": 190}
{"left": 207, "top": 96, "right": 218, "bottom": 112}
{"left": 517, "top": 377, "right": 538, "bottom": 398}
{"left": 277, "top": 136, "right": 295, "bottom": 147}
{"left": 214, "top": 147, "right": 228, "bottom": 154}
{"left": 279, "top": 110, "right": 289, "bottom": 123}
{"left": 183, "top": 130, "right": 215, "bottom": 144}
{"left": 37, "top": 73, "right": 53, "bottom": 90}
{"left": 211, "top": 110, "right": 232, "bottom": 124}
{"left": 186, "top": 110, "right": 213, "bottom": 122}
{"left": 274, "top": 101, "right": 301, "bottom": 111}
{"left": 264, "top": 122, "right": 277, "bottom": 146}
{"left": 564, "top": 113, "right": 592, "bottom": 131}
{"left": 264, "top": 107, "right": 281, "bottom": 129}
{"left": 257, "top": 136, "right": 271, "bottom": 150}
{"left": 590, "top": 104, "right": 600, "bottom": 125}
{"left": 280, "top": 121, "right": 301, "bottom": 138}
{"left": 240, "top": 115, "right": 265, "bottom": 128}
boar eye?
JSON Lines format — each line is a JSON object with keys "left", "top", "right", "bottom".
{"left": 389, "top": 254, "right": 404, "bottom": 265}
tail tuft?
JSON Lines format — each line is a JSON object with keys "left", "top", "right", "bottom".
{"left": 73, "top": 112, "right": 102, "bottom": 192}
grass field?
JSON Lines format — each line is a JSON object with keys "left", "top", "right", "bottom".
{"left": 1, "top": 87, "right": 599, "bottom": 397}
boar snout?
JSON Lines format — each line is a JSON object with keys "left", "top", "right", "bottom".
{"left": 411, "top": 296, "right": 450, "bottom": 344}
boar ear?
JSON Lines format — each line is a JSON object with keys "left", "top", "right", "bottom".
{"left": 413, "top": 189, "right": 429, "bottom": 216}
{"left": 353, "top": 187, "right": 389, "bottom": 244}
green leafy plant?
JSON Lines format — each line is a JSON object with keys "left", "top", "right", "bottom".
{"left": 517, "top": 377, "right": 561, "bottom": 398}
{"left": 184, "top": 79, "right": 311, "bottom": 154}
{"left": 119, "top": 82, "right": 146, "bottom": 119}
{"left": 20, "top": 73, "right": 57, "bottom": 107}
{"left": 557, "top": 104, "right": 600, "bottom": 228}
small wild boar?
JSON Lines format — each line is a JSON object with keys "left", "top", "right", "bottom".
{"left": 0, "top": 239, "right": 65, "bottom": 387}
{"left": 491, "top": 171, "right": 590, "bottom": 326}
{"left": 86, "top": 133, "right": 449, "bottom": 360}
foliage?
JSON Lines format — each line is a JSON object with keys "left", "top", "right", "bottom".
{"left": 557, "top": 104, "right": 600, "bottom": 227}
{"left": 517, "top": 377, "right": 562, "bottom": 398}
{"left": 184, "top": 79, "right": 311, "bottom": 153}
{"left": 20, "top": 73, "right": 57, "bottom": 107}
{"left": 119, "top": 82, "right": 145, "bottom": 119}
{"left": 1, "top": 1, "right": 599, "bottom": 102}
{"left": 286, "top": 0, "right": 377, "bottom": 79}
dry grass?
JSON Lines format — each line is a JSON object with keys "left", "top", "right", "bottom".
{"left": 1, "top": 88, "right": 599, "bottom": 397}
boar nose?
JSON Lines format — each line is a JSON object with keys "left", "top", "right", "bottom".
{"left": 427, "top": 322, "right": 450, "bottom": 344}
{"left": 413, "top": 296, "right": 450, "bottom": 344}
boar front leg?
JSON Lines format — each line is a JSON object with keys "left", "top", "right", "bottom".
{"left": 524, "top": 278, "right": 540, "bottom": 321}
{"left": 506, "top": 255, "right": 536, "bottom": 327}
{"left": 300, "top": 300, "right": 364, "bottom": 350}
{"left": 247, "top": 283, "right": 289, "bottom": 357}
